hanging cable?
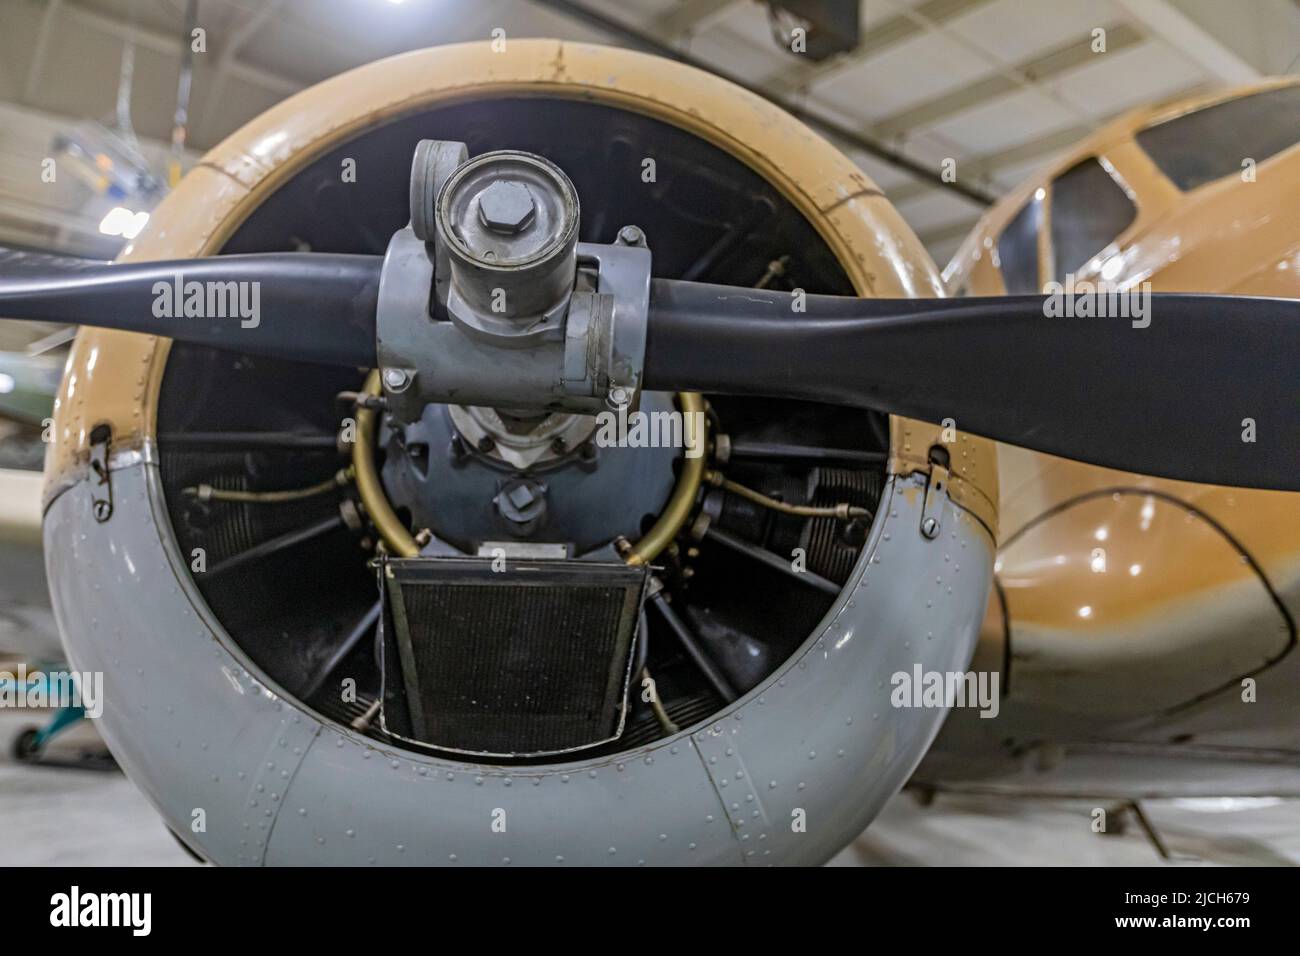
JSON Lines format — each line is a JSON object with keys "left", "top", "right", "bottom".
{"left": 115, "top": 31, "right": 139, "bottom": 149}
{"left": 169, "top": 0, "right": 199, "bottom": 186}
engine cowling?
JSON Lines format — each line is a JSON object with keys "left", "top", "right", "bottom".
{"left": 42, "top": 40, "right": 998, "bottom": 866}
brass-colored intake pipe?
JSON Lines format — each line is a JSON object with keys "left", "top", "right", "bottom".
{"left": 351, "top": 372, "right": 707, "bottom": 565}
{"left": 353, "top": 369, "right": 420, "bottom": 557}
{"left": 624, "top": 392, "right": 707, "bottom": 566}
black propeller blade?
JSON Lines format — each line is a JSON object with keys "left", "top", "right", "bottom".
{"left": 643, "top": 279, "right": 1300, "bottom": 491}
{"left": 0, "top": 248, "right": 379, "bottom": 368}
{"left": 1, "top": 247, "right": 1296, "bottom": 491}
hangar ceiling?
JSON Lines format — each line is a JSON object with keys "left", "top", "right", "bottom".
{"left": 0, "top": 0, "right": 1296, "bottom": 265}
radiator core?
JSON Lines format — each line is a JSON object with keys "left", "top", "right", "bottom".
{"left": 379, "top": 557, "right": 647, "bottom": 758}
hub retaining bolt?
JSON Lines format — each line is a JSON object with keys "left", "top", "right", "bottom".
{"left": 476, "top": 181, "right": 537, "bottom": 235}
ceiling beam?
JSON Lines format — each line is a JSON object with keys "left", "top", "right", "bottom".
{"left": 1112, "top": 0, "right": 1261, "bottom": 83}
{"left": 60, "top": 2, "right": 303, "bottom": 100}
{"left": 763, "top": 0, "right": 996, "bottom": 96}
{"left": 197, "top": 0, "right": 289, "bottom": 145}
{"left": 0, "top": 194, "right": 117, "bottom": 258}
{"left": 531, "top": 0, "right": 996, "bottom": 205}
{"left": 886, "top": 123, "right": 1093, "bottom": 205}
{"left": 653, "top": 0, "right": 747, "bottom": 42}
{"left": 886, "top": 78, "right": 1208, "bottom": 207}
{"left": 873, "top": 23, "right": 1143, "bottom": 139}
{"left": 23, "top": 0, "right": 64, "bottom": 104}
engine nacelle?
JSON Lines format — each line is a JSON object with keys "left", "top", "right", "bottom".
{"left": 41, "top": 40, "right": 998, "bottom": 866}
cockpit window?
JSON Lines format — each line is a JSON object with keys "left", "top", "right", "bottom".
{"left": 996, "top": 195, "right": 1041, "bottom": 294}
{"left": 1136, "top": 83, "right": 1300, "bottom": 191}
{"left": 1049, "top": 158, "right": 1136, "bottom": 280}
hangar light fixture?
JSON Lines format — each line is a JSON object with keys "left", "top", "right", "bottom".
{"left": 98, "top": 206, "right": 150, "bottom": 240}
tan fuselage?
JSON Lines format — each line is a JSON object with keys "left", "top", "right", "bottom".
{"left": 944, "top": 83, "right": 1300, "bottom": 765}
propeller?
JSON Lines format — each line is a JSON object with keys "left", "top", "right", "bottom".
{"left": 642, "top": 279, "right": 1300, "bottom": 492}
{"left": 0, "top": 247, "right": 379, "bottom": 368}
{"left": 0, "top": 247, "right": 1296, "bottom": 491}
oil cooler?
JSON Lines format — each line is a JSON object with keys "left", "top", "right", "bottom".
{"left": 378, "top": 557, "right": 648, "bottom": 758}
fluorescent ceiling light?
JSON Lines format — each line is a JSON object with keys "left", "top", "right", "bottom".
{"left": 98, "top": 206, "right": 150, "bottom": 240}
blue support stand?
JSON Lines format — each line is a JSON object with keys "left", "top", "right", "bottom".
{"left": 2, "top": 671, "right": 95, "bottom": 764}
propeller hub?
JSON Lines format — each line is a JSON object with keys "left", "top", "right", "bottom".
{"left": 437, "top": 149, "right": 579, "bottom": 336}
{"left": 376, "top": 140, "right": 651, "bottom": 427}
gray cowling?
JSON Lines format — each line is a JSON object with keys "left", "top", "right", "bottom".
{"left": 47, "top": 457, "right": 992, "bottom": 865}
